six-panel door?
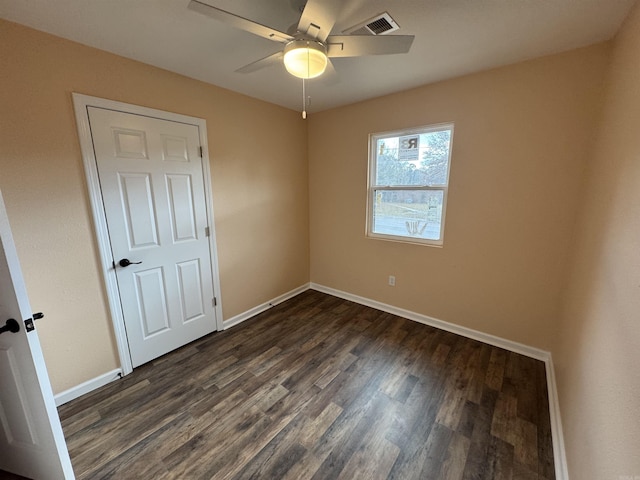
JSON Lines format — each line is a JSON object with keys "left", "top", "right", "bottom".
{"left": 88, "top": 107, "right": 216, "bottom": 367}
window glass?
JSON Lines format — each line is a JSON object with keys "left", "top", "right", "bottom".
{"left": 368, "top": 124, "right": 453, "bottom": 245}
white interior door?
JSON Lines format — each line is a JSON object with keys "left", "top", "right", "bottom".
{"left": 87, "top": 107, "right": 217, "bottom": 368}
{"left": 0, "top": 191, "right": 75, "bottom": 479}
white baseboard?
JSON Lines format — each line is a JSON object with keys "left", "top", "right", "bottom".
{"left": 310, "top": 283, "right": 549, "bottom": 360}
{"left": 222, "top": 283, "right": 311, "bottom": 330}
{"left": 544, "top": 355, "right": 570, "bottom": 480}
{"left": 54, "top": 368, "right": 122, "bottom": 406}
{"left": 309, "top": 282, "right": 568, "bottom": 480}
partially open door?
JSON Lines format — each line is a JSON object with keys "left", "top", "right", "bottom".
{"left": 0, "top": 190, "right": 74, "bottom": 479}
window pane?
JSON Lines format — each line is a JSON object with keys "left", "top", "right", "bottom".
{"left": 372, "top": 189, "right": 444, "bottom": 241}
{"left": 375, "top": 129, "right": 451, "bottom": 186}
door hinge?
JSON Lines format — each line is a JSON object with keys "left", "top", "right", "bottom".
{"left": 205, "top": 226, "right": 210, "bottom": 237}
{"left": 199, "top": 146, "right": 204, "bottom": 157}
{"left": 213, "top": 297, "right": 217, "bottom": 307}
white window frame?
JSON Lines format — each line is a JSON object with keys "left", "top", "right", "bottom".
{"left": 366, "top": 123, "right": 454, "bottom": 247}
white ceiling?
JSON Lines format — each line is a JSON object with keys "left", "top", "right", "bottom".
{"left": 0, "top": 0, "right": 635, "bottom": 113}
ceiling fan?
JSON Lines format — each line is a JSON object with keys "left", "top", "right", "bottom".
{"left": 187, "top": 0, "right": 415, "bottom": 80}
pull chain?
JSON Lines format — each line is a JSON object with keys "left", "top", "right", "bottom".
{"left": 302, "top": 42, "right": 309, "bottom": 119}
{"left": 302, "top": 77, "right": 306, "bottom": 119}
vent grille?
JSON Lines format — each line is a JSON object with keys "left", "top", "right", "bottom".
{"left": 367, "top": 17, "right": 394, "bottom": 35}
{"left": 343, "top": 12, "right": 400, "bottom": 36}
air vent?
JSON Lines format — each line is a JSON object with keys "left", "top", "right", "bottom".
{"left": 343, "top": 12, "right": 400, "bottom": 36}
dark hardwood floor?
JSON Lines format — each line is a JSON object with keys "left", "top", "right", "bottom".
{"left": 58, "top": 290, "right": 556, "bottom": 479}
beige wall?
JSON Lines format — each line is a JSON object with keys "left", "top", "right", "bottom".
{"left": 309, "top": 44, "right": 609, "bottom": 351}
{"left": 554, "top": 1, "right": 640, "bottom": 477}
{"left": 0, "top": 20, "right": 309, "bottom": 393}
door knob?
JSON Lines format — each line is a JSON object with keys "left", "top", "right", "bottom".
{"left": 119, "top": 258, "right": 142, "bottom": 268}
{"left": 0, "top": 318, "right": 20, "bottom": 335}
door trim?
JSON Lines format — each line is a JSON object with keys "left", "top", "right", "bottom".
{"left": 72, "top": 93, "right": 224, "bottom": 376}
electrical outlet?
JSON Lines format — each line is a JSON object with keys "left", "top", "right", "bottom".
{"left": 388, "top": 275, "right": 396, "bottom": 287}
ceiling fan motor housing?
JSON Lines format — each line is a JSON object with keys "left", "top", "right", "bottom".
{"left": 283, "top": 39, "right": 328, "bottom": 79}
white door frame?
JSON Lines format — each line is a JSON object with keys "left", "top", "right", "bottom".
{"left": 72, "top": 93, "right": 224, "bottom": 376}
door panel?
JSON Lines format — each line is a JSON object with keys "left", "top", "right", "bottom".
{"left": 161, "top": 134, "right": 190, "bottom": 162}
{"left": 135, "top": 268, "right": 170, "bottom": 338}
{"left": 88, "top": 107, "right": 216, "bottom": 367}
{"left": 120, "top": 173, "right": 159, "bottom": 249}
{"left": 166, "top": 174, "right": 197, "bottom": 242}
{"left": 176, "top": 259, "right": 205, "bottom": 322}
{"left": 0, "top": 347, "right": 38, "bottom": 446}
{"left": 113, "top": 128, "right": 148, "bottom": 158}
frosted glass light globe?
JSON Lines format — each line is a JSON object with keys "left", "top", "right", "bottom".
{"left": 283, "top": 40, "right": 328, "bottom": 79}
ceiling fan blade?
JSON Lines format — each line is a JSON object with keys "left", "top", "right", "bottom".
{"left": 235, "top": 51, "right": 284, "bottom": 74}
{"left": 318, "top": 59, "right": 339, "bottom": 86}
{"left": 188, "top": 0, "right": 293, "bottom": 44}
{"left": 297, "top": 0, "right": 344, "bottom": 42}
{"left": 326, "top": 35, "right": 415, "bottom": 57}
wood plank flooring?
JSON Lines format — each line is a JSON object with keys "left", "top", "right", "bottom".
{"left": 58, "top": 290, "right": 556, "bottom": 480}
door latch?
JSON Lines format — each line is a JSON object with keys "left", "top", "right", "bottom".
{"left": 24, "top": 312, "right": 43, "bottom": 332}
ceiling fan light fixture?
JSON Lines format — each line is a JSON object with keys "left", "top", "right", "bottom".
{"left": 283, "top": 39, "right": 328, "bottom": 79}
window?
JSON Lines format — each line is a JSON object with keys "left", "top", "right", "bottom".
{"left": 367, "top": 123, "right": 454, "bottom": 246}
